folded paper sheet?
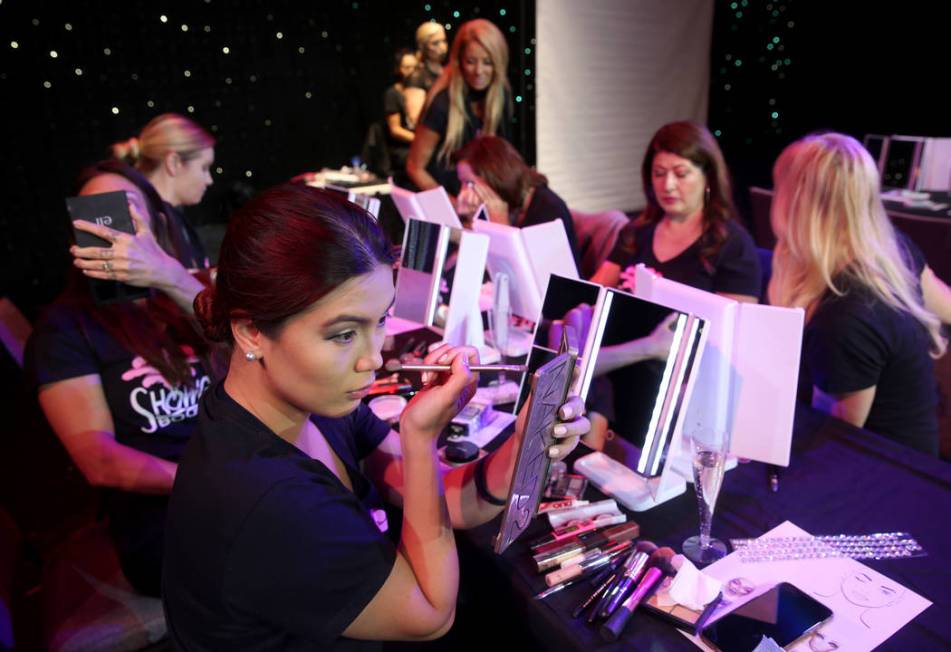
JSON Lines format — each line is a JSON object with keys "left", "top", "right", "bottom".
{"left": 682, "top": 521, "right": 931, "bottom": 652}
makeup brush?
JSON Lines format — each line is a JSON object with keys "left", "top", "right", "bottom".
{"left": 384, "top": 359, "right": 527, "bottom": 374}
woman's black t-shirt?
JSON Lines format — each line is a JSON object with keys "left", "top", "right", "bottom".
{"left": 607, "top": 218, "right": 761, "bottom": 298}
{"left": 164, "top": 381, "right": 396, "bottom": 651}
{"left": 801, "top": 235, "right": 938, "bottom": 455}
{"left": 419, "top": 88, "right": 512, "bottom": 196}
{"left": 24, "top": 299, "right": 212, "bottom": 593}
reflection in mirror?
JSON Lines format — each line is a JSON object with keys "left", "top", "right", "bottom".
{"left": 599, "top": 289, "right": 706, "bottom": 478}
{"left": 516, "top": 274, "right": 601, "bottom": 413}
{"left": 392, "top": 218, "right": 489, "bottom": 358}
{"left": 521, "top": 274, "right": 708, "bottom": 482}
{"left": 392, "top": 218, "right": 449, "bottom": 326}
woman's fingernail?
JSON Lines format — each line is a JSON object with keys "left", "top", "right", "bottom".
{"left": 438, "top": 353, "right": 449, "bottom": 364}
{"left": 560, "top": 406, "right": 574, "bottom": 420}
{"left": 548, "top": 447, "right": 561, "bottom": 458}
{"left": 553, "top": 425, "right": 567, "bottom": 436}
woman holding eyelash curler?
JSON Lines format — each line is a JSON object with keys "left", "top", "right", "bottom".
{"left": 162, "top": 183, "right": 590, "bottom": 649}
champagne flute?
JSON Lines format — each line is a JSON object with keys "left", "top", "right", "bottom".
{"left": 682, "top": 425, "right": 729, "bottom": 565}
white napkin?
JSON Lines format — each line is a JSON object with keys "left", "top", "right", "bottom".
{"left": 656, "top": 557, "right": 722, "bottom": 611}
{"left": 751, "top": 635, "right": 785, "bottom": 652}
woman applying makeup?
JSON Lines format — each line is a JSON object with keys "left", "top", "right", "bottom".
{"left": 72, "top": 113, "right": 216, "bottom": 314}
{"left": 769, "top": 133, "right": 949, "bottom": 454}
{"left": 162, "top": 184, "right": 588, "bottom": 649}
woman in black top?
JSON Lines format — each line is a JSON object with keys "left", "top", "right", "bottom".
{"left": 454, "top": 134, "right": 580, "bottom": 264}
{"left": 591, "top": 121, "right": 760, "bottom": 302}
{"left": 406, "top": 19, "right": 512, "bottom": 196}
{"left": 586, "top": 121, "right": 759, "bottom": 448}
{"left": 769, "top": 132, "right": 951, "bottom": 454}
{"left": 163, "top": 184, "right": 587, "bottom": 649}
{"left": 383, "top": 48, "right": 419, "bottom": 183}
{"left": 25, "top": 161, "right": 214, "bottom": 595}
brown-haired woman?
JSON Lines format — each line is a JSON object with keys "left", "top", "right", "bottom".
{"left": 25, "top": 161, "right": 216, "bottom": 596}
{"left": 163, "top": 184, "right": 587, "bottom": 649}
{"left": 586, "top": 121, "right": 760, "bottom": 451}
{"left": 454, "top": 134, "right": 579, "bottom": 262}
{"left": 590, "top": 121, "right": 760, "bottom": 302}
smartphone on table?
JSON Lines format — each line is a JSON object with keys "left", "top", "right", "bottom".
{"left": 700, "top": 582, "right": 833, "bottom": 651}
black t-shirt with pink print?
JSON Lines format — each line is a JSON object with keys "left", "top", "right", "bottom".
{"left": 24, "top": 299, "right": 211, "bottom": 595}
{"left": 25, "top": 301, "right": 210, "bottom": 461}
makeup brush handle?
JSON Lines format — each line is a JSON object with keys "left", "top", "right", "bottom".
{"left": 397, "top": 363, "right": 527, "bottom": 373}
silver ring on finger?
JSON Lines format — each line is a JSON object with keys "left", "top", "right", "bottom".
{"left": 103, "top": 261, "right": 112, "bottom": 272}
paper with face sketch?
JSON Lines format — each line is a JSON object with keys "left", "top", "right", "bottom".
{"left": 681, "top": 521, "right": 931, "bottom": 652}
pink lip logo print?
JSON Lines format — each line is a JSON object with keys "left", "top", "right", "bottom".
{"left": 120, "top": 345, "right": 199, "bottom": 389}
{"left": 121, "top": 346, "right": 210, "bottom": 434}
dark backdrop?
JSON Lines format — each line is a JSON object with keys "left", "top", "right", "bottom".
{"left": 0, "top": 0, "right": 536, "bottom": 316}
{"left": 708, "top": 1, "right": 951, "bottom": 222}
{"left": 3, "top": 0, "right": 949, "bottom": 316}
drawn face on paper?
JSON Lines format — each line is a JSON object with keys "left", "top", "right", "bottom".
{"left": 841, "top": 572, "right": 903, "bottom": 609}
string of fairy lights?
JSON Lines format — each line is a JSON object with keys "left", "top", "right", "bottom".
{"left": 1, "top": 1, "right": 533, "bottom": 185}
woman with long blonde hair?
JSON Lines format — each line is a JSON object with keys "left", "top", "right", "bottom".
{"left": 769, "top": 132, "right": 951, "bottom": 454}
{"left": 406, "top": 19, "right": 511, "bottom": 195}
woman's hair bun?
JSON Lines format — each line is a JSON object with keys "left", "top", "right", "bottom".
{"left": 111, "top": 136, "right": 141, "bottom": 163}
{"left": 193, "top": 286, "right": 230, "bottom": 342}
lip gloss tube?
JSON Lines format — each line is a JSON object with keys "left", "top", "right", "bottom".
{"left": 533, "top": 521, "right": 638, "bottom": 572}
{"left": 544, "top": 540, "right": 632, "bottom": 587}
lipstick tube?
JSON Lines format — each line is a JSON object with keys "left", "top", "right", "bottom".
{"left": 534, "top": 522, "right": 639, "bottom": 573}
{"left": 531, "top": 513, "right": 628, "bottom": 553}
{"left": 544, "top": 540, "right": 632, "bottom": 587}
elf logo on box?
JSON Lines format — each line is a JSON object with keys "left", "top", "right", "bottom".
{"left": 94, "top": 215, "right": 113, "bottom": 226}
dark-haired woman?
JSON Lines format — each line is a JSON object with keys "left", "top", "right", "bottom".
{"left": 587, "top": 122, "right": 760, "bottom": 450}
{"left": 24, "top": 162, "right": 215, "bottom": 596}
{"left": 162, "top": 184, "right": 587, "bottom": 649}
{"left": 590, "top": 121, "right": 760, "bottom": 302}
{"left": 384, "top": 48, "right": 419, "bottom": 183}
{"left": 454, "top": 134, "right": 580, "bottom": 264}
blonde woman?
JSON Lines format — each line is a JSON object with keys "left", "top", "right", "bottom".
{"left": 408, "top": 21, "right": 449, "bottom": 91}
{"left": 769, "top": 132, "right": 951, "bottom": 455}
{"left": 71, "top": 114, "right": 216, "bottom": 313}
{"left": 406, "top": 19, "right": 511, "bottom": 195}
{"left": 403, "top": 22, "right": 449, "bottom": 128}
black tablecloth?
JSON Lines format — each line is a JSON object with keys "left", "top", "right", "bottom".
{"left": 454, "top": 405, "right": 951, "bottom": 652}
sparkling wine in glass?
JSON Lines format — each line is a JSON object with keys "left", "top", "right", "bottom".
{"left": 683, "top": 427, "right": 729, "bottom": 565}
